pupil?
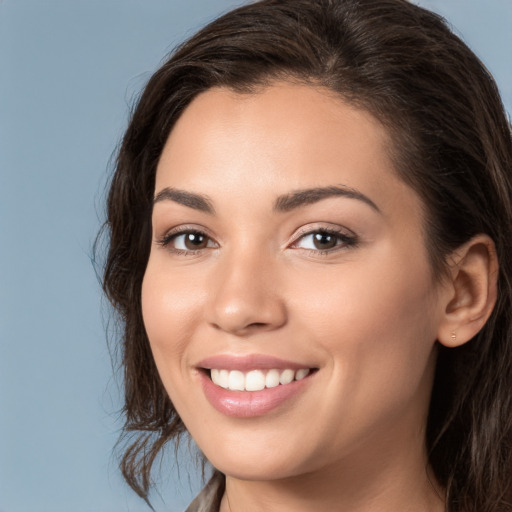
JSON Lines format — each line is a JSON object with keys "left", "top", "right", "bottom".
{"left": 185, "top": 233, "right": 206, "bottom": 249}
{"left": 313, "top": 233, "right": 336, "bottom": 250}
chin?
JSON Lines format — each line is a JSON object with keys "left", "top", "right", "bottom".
{"left": 211, "top": 455, "right": 304, "bottom": 482}
{"left": 197, "top": 431, "right": 321, "bottom": 482}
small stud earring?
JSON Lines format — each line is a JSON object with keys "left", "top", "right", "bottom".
{"left": 450, "top": 332, "right": 457, "bottom": 342}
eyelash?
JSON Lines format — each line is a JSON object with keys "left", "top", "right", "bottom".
{"left": 157, "top": 226, "right": 358, "bottom": 256}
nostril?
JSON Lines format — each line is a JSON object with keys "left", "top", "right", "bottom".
{"left": 210, "top": 320, "right": 274, "bottom": 335}
{"left": 208, "top": 294, "right": 288, "bottom": 334}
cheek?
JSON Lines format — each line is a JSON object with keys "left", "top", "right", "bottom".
{"left": 289, "top": 259, "right": 439, "bottom": 452}
{"left": 141, "top": 260, "right": 205, "bottom": 372}
{"left": 292, "top": 252, "right": 437, "bottom": 336}
{"left": 289, "top": 250, "right": 439, "bottom": 393}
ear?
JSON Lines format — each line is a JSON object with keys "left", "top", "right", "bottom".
{"left": 437, "top": 234, "right": 499, "bottom": 348}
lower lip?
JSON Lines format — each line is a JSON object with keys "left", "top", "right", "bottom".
{"left": 199, "top": 371, "right": 313, "bottom": 418}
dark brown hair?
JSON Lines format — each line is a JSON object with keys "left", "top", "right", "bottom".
{"left": 100, "top": 0, "right": 512, "bottom": 509}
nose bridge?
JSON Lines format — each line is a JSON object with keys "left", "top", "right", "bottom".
{"left": 208, "top": 241, "right": 287, "bottom": 335}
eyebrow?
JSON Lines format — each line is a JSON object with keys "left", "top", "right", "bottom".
{"left": 153, "top": 187, "right": 215, "bottom": 214}
{"left": 153, "top": 184, "right": 380, "bottom": 215}
{"left": 273, "top": 185, "right": 380, "bottom": 213}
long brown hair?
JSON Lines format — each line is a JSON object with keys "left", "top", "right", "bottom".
{"left": 100, "top": 0, "right": 512, "bottom": 509}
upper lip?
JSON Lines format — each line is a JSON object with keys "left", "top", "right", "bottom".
{"left": 197, "top": 354, "right": 315, "bottom": 371}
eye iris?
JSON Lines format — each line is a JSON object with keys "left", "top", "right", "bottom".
{"left": 185, "top": 232, "right": 207, "bottom": 249}
{"left": 313, "top": 232, "right": 337, "bottom": 250}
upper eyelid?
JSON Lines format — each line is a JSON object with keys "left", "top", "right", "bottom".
{"left": 157, "top": 224, "right": 216, "bottom": 241}
{"left": 291, "top": 223, "right": 356, "bottom": 240}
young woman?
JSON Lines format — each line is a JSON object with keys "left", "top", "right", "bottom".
{"left": 101, "top": 1, "right": 512, "bottom": 510}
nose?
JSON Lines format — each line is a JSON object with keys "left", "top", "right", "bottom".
{"left": 206, "top": 250, "right": 287, "bottom": 336}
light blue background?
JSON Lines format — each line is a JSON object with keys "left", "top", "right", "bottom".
{"left": 0, "top": 1, "right": 510, "bottom": 511}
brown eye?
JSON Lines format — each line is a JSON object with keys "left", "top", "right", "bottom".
{"left": 312, "top": 232, "right": 337, "bottom": 250}
{"left": 293, "top": 229, "right": 357, "bottom": 253}
{"left": 163, "top": 230, "right": 215, "bottom": 252}
{"left": 183, "top": 232, "right": 208, "bottom": 250}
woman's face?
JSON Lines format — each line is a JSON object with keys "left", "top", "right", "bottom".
{"left": 142, "top": 83, "right": 447, "bottom": 481}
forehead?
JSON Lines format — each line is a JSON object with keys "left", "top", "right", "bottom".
{"left": 155, "top": 82, "right": 418, "bottom": 218}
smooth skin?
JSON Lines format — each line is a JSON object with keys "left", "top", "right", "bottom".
{"left": 142, "top": 83, "right": 497, "bottom": 512}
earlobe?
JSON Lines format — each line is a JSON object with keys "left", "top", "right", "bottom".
{"left": 437, "top": 234, "right": 499, "bottom": 348}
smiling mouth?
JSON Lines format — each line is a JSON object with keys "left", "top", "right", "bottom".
{"left": 208, "top": 368, "right": 315, "bottom": 392}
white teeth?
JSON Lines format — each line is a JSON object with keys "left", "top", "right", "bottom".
{"left": 210, "top": 368, "right": 312, "bottom": 391}
{"left": 295, "top": 368, "right": 310, "bottom": 380}
{"left": 265, "top": 369, "right": 280, "bottom": 388}
{"left": 218, "top": 369, "right": 229, "bottom": 389}
{"left": 245, "top": 370, "right": 266, "bottom": 391}
{"left": 228, "top": 370, "right": 245, "bottom": 391}
{"left": 279, "top": 369, "right": 295, "bottom": 385}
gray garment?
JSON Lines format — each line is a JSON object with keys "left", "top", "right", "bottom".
{"left": 185, "top": 471, "right": 225, "bottom": 512}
